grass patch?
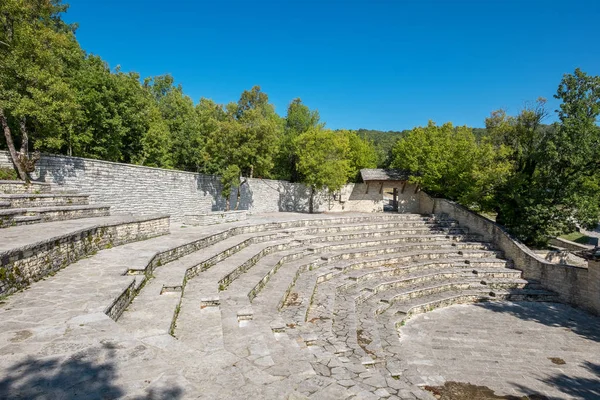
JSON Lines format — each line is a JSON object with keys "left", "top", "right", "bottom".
{"left": 560, "top": 231, "right": 593, "bottom": 245}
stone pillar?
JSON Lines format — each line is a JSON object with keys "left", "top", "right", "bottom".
{"left": 588, "top": 258, "right": 600, "bottom": 315}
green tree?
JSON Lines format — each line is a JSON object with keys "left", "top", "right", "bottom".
{"left": 274, "top": 98, "right": 321, "bottom": 181}
{"left": 131, "top": 105, "right": 173, "bottom": 168}
{"left": 345, "top": 130, "right": 378, "bottom": 182}
{"left": 294, "top": 128, "right": 351, "bottom": 213}
{"left": 220, "top": 164, "right": 241, "bottom": 211}
{"left": 144, "top": 75, "right": 203, "bottom": 171}
{"left": 390, "top": 121, "right": 511, "bottom": 211}
{"left": 491, "top": 71, "right": 600, "bottom": 246}
{"left": 0, "top": 0, "right": 83, "bottom": 180}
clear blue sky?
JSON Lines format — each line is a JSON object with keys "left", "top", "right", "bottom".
{"left": 64, "top": 0, "right": 599, "bottom": 131}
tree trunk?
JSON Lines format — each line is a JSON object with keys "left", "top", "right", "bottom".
{"left": 309, "top": 186, "right": 314, "bottom": 214}
{"left": 234, "top": 178, "right": 247, "bottom": 211}
{"left": 19, "top": 117, "right": 28, "bottom": 154}
{"left": 0, "top": 108, "right": 28, "bottom": 181}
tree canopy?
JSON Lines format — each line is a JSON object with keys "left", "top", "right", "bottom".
{"left": 1, "top": 1, "right": 598, "bottom": 241}
{"left": 391, "top": 70, "right": 600, "bottom": 246}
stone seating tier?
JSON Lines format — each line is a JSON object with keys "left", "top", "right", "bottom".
{"left": 0, "top": 211, "right": 572, "bottom": 399}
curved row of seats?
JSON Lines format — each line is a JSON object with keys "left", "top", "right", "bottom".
{"left": 114, "top": 213, "right": 558, "bottom": 397}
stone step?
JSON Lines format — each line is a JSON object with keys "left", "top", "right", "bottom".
{"left": 376, "top": 278, "right": 533, "bottom": 314}
{"left": 344, "top": 268, "right": 525, "bottom": 303}
{"left": 218, "top": 251, "right": 321, "bottom": 332}
{"left": 0, "top": 214, "right": 170, "bottom": 297}
{"left": 0, "top": 204, "right": 111, "bottom": 227}
{"left": 11, "top": 215, "right": 42, "bottom": 225}
{"left": 116, "top": 276, "right": 182, "bottom": 338}
{"left": 385, "top": 288, "right": 559, "bottom": 327}
{"left": 340, "top": 258, "right": 515, "bottom": 290}
{"left": 0, "top": 193, "right": 90, "bottom": 208}
{"left": 0, "top": 200, "right": 10, "bottom": 209}
{"left": 116, "top": 232, "right": 291, "bottom": 334}
{"left": 279, "top": 249, "right": 501, "bottom": 326}
{"left": 320, "top": 246, "right": 502, "bottom": 266}
{"left": 359, "top": 287, "right": 560, "bottom": 366}
{"left": 304, "top": 231, "right": 488, "bottom": 247}
{"left": 287, "top": 220, "right": 459, "bottom": 235}
{"left": 120, "top": 222, "right": 481, "bottom": 335}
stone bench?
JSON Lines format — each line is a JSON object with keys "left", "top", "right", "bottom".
{"left": 183, "top": 210, "right": 248, "bottom": 226}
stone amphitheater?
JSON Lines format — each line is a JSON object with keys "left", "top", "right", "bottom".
{"left": 1, "top": 179, "right": 599, "bottom": 400}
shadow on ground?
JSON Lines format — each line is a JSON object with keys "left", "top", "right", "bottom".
{"left": 513, "top": 361, "right": 600, "bottom": 400}
{"left": 474, "top": 301, "right": 600, "bottom": 342}
{"left": 0, "top": 343, "right": 183, "bottom": 399}
{"left": 469, "top": 301, "right": 600, "bottom": 399}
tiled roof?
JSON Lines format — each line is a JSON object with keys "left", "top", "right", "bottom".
{"left": 360, "top": 168, "right": 411, "bottom": 182}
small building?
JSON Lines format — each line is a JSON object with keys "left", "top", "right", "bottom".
{"left": 326, "top": 169, "right": 421, "bottom": 213}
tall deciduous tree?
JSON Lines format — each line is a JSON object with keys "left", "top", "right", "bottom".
{"left": 390, "top": 121, "right": 511, "bottom": 211}
{"left": 294, "top": 128, "right": 351, "bottom": 213}
{"left": 274, "top": 98, "right": 321, "bottom": 181}
{"left": 491, "top": 71, "right": 600, "bottom": 246}
{"left": 0, "top": 0, "right": 82, "bottom": 180}
{"left": 144, "top": 75, "right": 202, "bottom": 171}
{"left": 345, "top": 130, "right": 378, "bottom": 182}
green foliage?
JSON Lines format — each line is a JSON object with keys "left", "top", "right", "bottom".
{"left": 391, "top": 122, "right": 512, "bottom": 210}
{"left": 0, "top": 167, "right": 18, "bottom": 180}
{"left": 560, "top": 231, "right": 594, "bottom": 245}
{"left": 489, "top": 71, "right": 600, "bottom": 246}
{"left": 0, "top": 0, "right": 82, "bottom": 179}
{"left": 220, "top": 164, "right": 241, "bottom": 210}
{"left": 202, "top": 86, "right": 282, "bottom": 181}
{"left": 144, "top": 75, "right": 203, "bottom": 171}
{"left": 294, "top": 127, "right": 351, "bottom": 193}
{"left": 274, "top": 98, "right": 321, "bottom": 181}
{"left": 354, "top": 129, "right": 408, "bottom": 167}
{"left": 72, "top": 56, "right": 155, "bottom": 162}
{"left": 345, "top": 130, "right": 378, "bottom": 182}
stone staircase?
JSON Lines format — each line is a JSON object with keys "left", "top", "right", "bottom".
{"left": 0, "top": 180, "right": 110, "bottom": 228}
{"left": 0, "top": 180, "right": 169, "bottom": 297}
{"left": 109, "top": 212, "right": 558, "bottom": 398}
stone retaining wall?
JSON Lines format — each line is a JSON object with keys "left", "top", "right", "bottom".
{"left": 0, "top": 215, "right": 170, "bottom": 296}
{"left": 183, "top": 210, "right": 248, "bottom": 226}
{"left": 1, "top": 151, "right": 414, "bottom": 220}
{"left": 419, "top": 192, "right": 600, "bottom": 315}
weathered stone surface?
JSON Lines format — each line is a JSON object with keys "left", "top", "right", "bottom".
{"left": 0, "top": 211, "right": 599, "bottom": 399}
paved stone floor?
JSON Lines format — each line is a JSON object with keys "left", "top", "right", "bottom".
{"left": 1, "top": 213, "right": 600, "bottom": 399}
{"left": 398, "top": 302, "right": 600, "bottom": 399}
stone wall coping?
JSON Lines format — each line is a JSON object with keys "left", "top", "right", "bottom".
{"left": 0, "top": 193, "right": 89, "bottom": 199}
{"left": 549, "top": 236, "right": 594, "bottom": 250}
{"left": 0, "top": 179, "right": 52, "bottom": 186}
{"left": 26, "top": 151, "right": 297, "bottom": 183}
{"left": 0, "top": 204, "right": 110, "bottom": 215}
{"left": 428, "top": 195, "right": 587, "bottom": 272}
{"left": 184, "top": 210, "right": 247, "bottom": 216}
{"left": 0, "top": 213, "right": 169, "bottom": 259}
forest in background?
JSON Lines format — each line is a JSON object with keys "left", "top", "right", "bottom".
{"left": 1, "top": 1, "right": 599, "bottom": 246}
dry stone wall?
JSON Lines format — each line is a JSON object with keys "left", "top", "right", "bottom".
{"left": 0, "top": 215, "right": 170, "bottom": 296}
{"left": 1, "top": 151, "right": 385, "bottom": 220}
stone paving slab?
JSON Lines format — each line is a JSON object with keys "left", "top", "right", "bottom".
{"left": 398, "top": 302, "right": 600, "bottom": 399}
{"left": 2, "top": 212, "right": 599, "bottom": 399}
